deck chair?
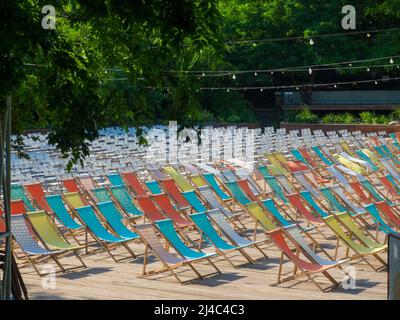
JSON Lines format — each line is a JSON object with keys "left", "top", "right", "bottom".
{"left": 136, "top": 196, "right": 167, "bottom": 222}
{"left": 286, "top": 194, "right": 325, "bottom": 226}
{"left": 355, "top": 150, "right": 379, "bottom": 171}
{"left": 244, "top": 202, "right": 341, "bottom": 292}
{"left": 11, "top": 214, "right": 74, "bottom": 276}
{"left": 381, "top": 158, "right": 400, "bottom": 184}
{"left": 375, "top": 201, "right": 400, "bottom": 230}
{"left": 182, "top": 190, "right": 209, "bottom": 212}
{"left": 258, "top": 169, "right": 289, "bottom": 204}
{"left": 62, "top": 178, "right": 80, "bottom": 193}
{"left": 110, "top": 185, "right": 143, "bottom": 217}
{"left": 292, "top": 171, "right": 321, "bottom": 199}
{"left": 63, "top": 192, "right": 87, "bottom": 209}
{"left": 326, "top": 166, "right": 353, "bottom": 193}
{"left": 148, "top": 167, "right": 169, "bottom": 181}
{"left": 92, "top": 187, "right": 112, "bottom": 202}
{"left": 292, "top": 149, "right": 310, "bottom": 167}
{"left": 330, "top": 185, "right": 367, "bottom": 216}
{"left": 96, "top": 201, "right": 140, "bottom": 240}
{"left": 202, "top": 173, "right": 231, "bottom": 201}
{"left": 11, "top": 185, "right": 35, "bottom": 211}
{"left": 225, "top": 181, "right": 252, "bottom": 205}
{"left": 378, "top": 145, "right": 400, "bottom": 165}
{"left": 45, "top": 195, "right": 83, "bottom": 231}
{"left": 189, "top": 212, "right": 253, "bottom": 267}
{"left": 298, "top": 148, "right": 318, "bottom": 168}
{"left": 235, "top": 168, "right": 261, "bottom": 196}
{"left": 78, "top": 176, "right": 97, "bottom": 199}
{"left": 27, "top": 210, "right": 86, "bottom": 267}
{"left": 358, "top": 179, "right": 388, "bottom": 203}
{"left": 364, "top": 203, "right": 400, "bottom": 237}
{"left": 108, "top": 173, "right": 125, "bottom": 186}
{"left": 76, "top": 205, "right": 136, "bottom": 262}
{"left": 152, "top": 193, "right": 193, "bottom": 227}
{"left": 190, "top": 174, "right": 208, "bottom": 188}
{"left": 135, "top": 222, "right": 221, "bottom": 284}
{"left": 163, "top": 166, "right": 194, "bottom": 192}
{"left": 25, "top": 183, "right": 52, "bottom": 212}
{"left": 334, "top": 154, "right": 366, "bottom": 175}
{"left": 145, "top": 180, "right": 162, "bottom": 195}
{"left": 312, "top": 146, "right": 334, "bottom": 166}
{"left": 121, "top": 172, "right": 147, "bottom": 197}
{"left": 340, "top": 152, "right": 373, "bottom": 171}
{"left": 339, "top": 141, "right": 355, "bottom": 156}
{"left": 160, "top": 179, "right": 191, "bottom": 209}
{"left": 379, "top": 175, "right": 400, "bottom": 199}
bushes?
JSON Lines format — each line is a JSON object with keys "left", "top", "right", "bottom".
{"left": 288, "top": 106, "right": 319, "bottom": 123}
{"left": 322, "top": 113, "right": 354, "bottom": 124}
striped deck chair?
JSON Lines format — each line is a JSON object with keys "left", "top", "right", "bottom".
{"left": 92, "top": 187, "right": 112, "bottom": 202}
{"left": 189, "top": 212, "right": 253, "bottom": 267}
{"left": 152, "top": 193, "right": 193, "bottom": 227}
{"left": 27, "top": 210, "right": 86, "bottom": 267}
{"left": 293, "top": 171, "right": 321, "bottom": 199}
{"left": 160, "top": 179, "right": 191, "bottom": 209}
{"left": 136, "top": 196, "right": 167, "bottom": 222}
{"left": 45, "top": 195, "right": 83, "bottom": 231}
{"left": 25, "top": 183, "right": 52, "bottom": 212}
{"left": 182, "top": 190, "right": 208, "bottom": 212}
{"left": 378, "top": 145, "right": 400, "bottom": 165}
{"left": 330, "top": 185, "right": 367, "bottom": 216}
{"left": 202, "top": 173, "right": 231, "bottom": 201}
{"left": 121, "top": 172, "right": 147, "bottom": 197}
{"left": 163, "top": 166, "right": 194, "bottom": 192}
{"left": 76, "top": 205, "right": 136, "bottom": 261}
{"left": 298, "top": 148, "right": 318, "bottom": 168}
{"left": 11, "top": 214, "right": 71, "bottom": 276}
{"left": 222, "top": 169, "right": 239, "bottom": 183}
{"left": 340, "top": 152, "right": 373, "bottom": 171}
{"left": 108, "top": 173, "right": 125, "bottom": 186}
{"left": 145, "top": 180, "right": 162, "bottom": 195}
{"left": 326, "top": 166, "right": 353, "bottom": 193}
{"left": 96, "top": 201, "right": 140, "bottom": 240}
{"left": 258, "top": 169, "right": 290, "bottom": 204}
{"left": 381, "top": 158, "right": 400, "bottom": 184}
{"left": 235, "top": 168, "right": 260, "bottom": 196}
{"left": 136, "top": 222, "right": 221, "bottom": 284}
{"left": 334, "top": 154, "right": 366, "bottom": 175}
{"left": 364, "top": 203, "right": 400, "bottom": 237}
{"left": 292, "top": 149, "right": 310, "bottom": 167}
{"left": 11, "top": 185, "right": 35, "bottom": 211}
{"left": 110, "top": 185, "right": 143, "bottom": 217}
{"left": 245, "top": 202, "right": 342, "bottom": 292}
{"left": 62, "top": 178, "right": 80, "bottom": 193}
{"left": 312, "top": 146, "right": 333, "bottom": 166}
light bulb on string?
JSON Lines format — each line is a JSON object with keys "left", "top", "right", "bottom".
{"left": 254, "top": 72, "right": 258, "bottom": 77}
{"left": 308, "top": 67, "right": 312, "bottom": 75}
{"left": 375, "top": 81, "right": 378, "bottom": 85}
{"left": 202, "top": 72, "right": 205, "bottom": 77}
{"left": 367, "top": 67, "right": 370, "bottom": 72}
{"left": 390, "top": 58, "right": 394, "bottom": 64}
{"left": 309, "top": 38, "right": 314, "bottom": 45}
{"left": 270, "top": 71, "right": 274, "bottom": 75}
{"left": 226, "top": 88, "right": 230, "bottom": 92}
{"left": 367, "top": 33, "right": 371, "bottom": 38}
{"left": 232, "top": 74, "right": 236, "bottom": 80}
{"left": 260, "top": 88, "right": 263, "bottom": 92}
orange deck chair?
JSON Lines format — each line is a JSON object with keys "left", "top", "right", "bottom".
{"left": 160, "top": 179, "right": 191, "bottom": 209}
{"left": 237, "top": 179, "right": 259, "bottom": 201}
{"left": 25, "top": 183, "right": 52, "bottom": 212}
{"left": 349, "top": 181, "right": 372, "bottom": 204}
{"left": 375, "top": 201, "right": 400, "bottom": 229}
{"left": 136, "top": 196, "right": 167, "bottom": 222}
{"left": 286, "top": 193, "right": 325, "bottom": 226}
{"left": 379, "top": 176, "right": 400, "bottom": 200}
{"left": 0, "top": 200, "right": 28, "bottom": 216}
{"left": 62, "top": 178, "right": 80, "bottom": 193}
{"left": 121, "top": 172, "right": 148, "bottom": 197}
{"left": 152, "top": 193, "right": 193, "bottom": 227}
{"left": 299, "top": 148, "right": 318, "bottom": 168}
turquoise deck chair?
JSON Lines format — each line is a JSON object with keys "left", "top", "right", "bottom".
{"left": 182, "top": 190, "right": 207, "bottom": 212}
{"left": 312, "top": 146, "right": 333, "bottom": 166}
{"left": 11, "top": 185, "right": 35, "bottom": 211}
{"left": 45, "top": 195, "right": 82, "bottom": 230}
{"left": 225, "top": 181, "right": 251, "bottom": 205}
{"left": 387, "top": 175, "right": 400, "bottom": 195}
{"left": 190, "top": 212, "right": 237, "bottom": 251}
{"left": 145, "top": 180, "right": 162, "bottom": 195}
{"left": 97, "top": 201, "right": 139, "bottom": 239}
{"left": 355, "top": 150, "right": 379, "bottom": 171}
{"left": 261, "top": 199, "right": 292, "bottom": 227}
{"left": 300, "top": 191, "right": 329, "bottom": 218}
{"left": 93, "top": 187, "right": 112, "bottom": 202}
{"left": 76, "top": 206, "right": 131, "bottom": 243}
{"left": 364, "top": 203, "right": 400, "bottom": 236}
{"left": 155, "top": 219, "right": 211, "bottom": 259}
{"left": 257, "top": 165, "right": 270, "bottom": 178}
{"left": 262, "top": 175, "right": 289, "bottom": 204}
{"left": 393, "top": 141, "right": 400, "bottom": 152}
{"left": 359, "top": 179, "right": 388, "bottom": 203}
{"left": 381, "top": 145, "right": 400, "bottom": 165}
{"left": 202, "top": 173, "right": 230, "bottom": 201}
{"left": 110, "top": 185, "right": 143, "bottom": 216}
{"left": 292, "top": 149, "right": 309, "bottom": 166}
{"left": 320, "top": 187, "right": 348, "bottom": 213}
{"left": 108, "top": 174, "right": 125, "bottom": 186}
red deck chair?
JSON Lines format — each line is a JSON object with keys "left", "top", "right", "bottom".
{"left": 237, "top": 179, "right": 258, "bottom": 201}
{"left": 349, "top": 181, "right": 371, "bottom": 204}
{"left": 286, "top": 160, "right": 309, "bottom": 173}
{"left": 152, "top": 193, "right": 192, "bottom": 227}
{"left": 121, "top": 172, "right": 148, "bottom": 197}
{"left": 369, "top": 136, "right": 380, "bottom": 146}
{"left": 375, "top": 201, "right": 400, "bottom": 228}
{"left": 299, "top": 148, "right": 318, "bottom": 168}
{"left": 379, "top": 176, "right": 400, "bottom": 199}
{"left": 160, "top": 179, "right": 190, "bottom": 209}
{"left": 0, "top": 217, "right": 5, "bottom": 233}
{"left": 25, "top": 183, "right": 52, "bottom": 212}
{"left": 286, "top": 193, "right": 324, "bottom": 226}
{"left": 136, "top": 196, "right": 167, "bottom": 222}
{"left": 62, "top": 178, "right": 80, "bottom": 193}
{"left": 0, "top": 200, "right": 27, "bottom": 217}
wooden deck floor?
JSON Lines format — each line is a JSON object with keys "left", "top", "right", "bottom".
{"left": 20, "top": 219, "right": 388, "bottom": 300}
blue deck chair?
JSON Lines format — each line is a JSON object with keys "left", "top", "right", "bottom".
{"left": 11, "top": 185, "right": 35, "bottom": 211}
{"left": 225, "top": 181, "right": 252, "bottom": 205}
{"left": 320, "top": 187, "right": 348, "bottom": 213}
{"left": 386, "top": 175, "right": 400, "bottom": 195}
{"left": 312, "top": 146, "right": 333, "bottom": 166}
{"left": 355, "top": 150, "right": 379, "bottom": 171}
{"left": 261, "top": 199, "right": 293, "bottom": 227}
{"left": 300, "top": 191, "right": 329, "bottom": 218}
{"left": 190, "top": 212, "right": 252, "bottom": 266}
{"left": 393, "top": 141, "right": 400, "bottom": 152}
{"left": 292, "top": 149, "right": 309, "bottom": 166}
{"left": 97, "top": 201, "right": 139, "bottom": 239}
{"left": 364, "top": 203, "right": 400, "bottom": 236}
{"left": 110, "top": 185, "right": 143, "bottom": 216}
{"left": 381, "top": 145, "right": 400, "bottom": 164}
{"left": 108, "top": 173, "right": 125, "bottom": 186}
{"left": 92, "top": 187, "right": 112, "bottom": 202}
{"left": 145, "top": 180, "right": 162, "bottom": 195}
{"left": 262, "top": 175, "right": 289, "bottom": 204}
{"left": 45, "top": 195, "right": 82, "bottom": 230}
{"left": 155, "top": 219, "right": 213, "bottom": 259}
{"left": 202, "top": 173, "right": 231, "bottom": 200}
{"left": 182, "top": 190, "right": 208, "bottom": 212}
{"left": 359, "top": 179, "right": 389, "bottom": 204}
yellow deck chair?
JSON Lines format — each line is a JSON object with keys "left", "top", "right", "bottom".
{"left": 362, "top": 149, "right": 381, "bottom": 166}
{"left": 191, "top": 174, "right": 208, "bottom": 187}
{"left": 27, "top": 211, "right": 82, "bottom": 250}
{"left": 323, "top": 215, "right": 386, "bottom": 255}
{"left": 334, "top": 154, "right": 366, "bottom": 175}
{"left": 339, "top": 141, "right": 354, "bottom": 156}
{"left": 267, "top": 164, "right": 288, "bottom": 177}
{"left": 245, "top": 202, "right": 277, "bottom": 231}
{"left": 64, "top": 192, "right": 86, "bottom": 209}
{"left": 163, "top": 166, "right": 194, "bottom": 192}
{"left": 273, "top": 152, "right": 287, "bottom": 165}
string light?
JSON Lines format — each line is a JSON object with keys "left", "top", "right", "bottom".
{"left": 367, "top": 67, "right": 370, "bottom": 71}
{"left": 232, "top": 74, "right": 236, "bottom": 80}
{"left": 390, "top": 57, "right": 394, "bottom": 64}
{"left": 308, "top": 67, "right": 313, "bottom": 75}
{"left": 309, "top": 38, "right": 314, "bottom": 45}
{"left": 254, "top": 72, "right": 258, "bottom": 76}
